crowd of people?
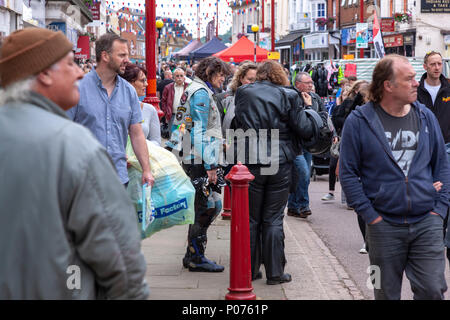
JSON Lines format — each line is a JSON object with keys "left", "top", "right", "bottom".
{"left": 0, "top": 28, "right": 449, "bottom": 300}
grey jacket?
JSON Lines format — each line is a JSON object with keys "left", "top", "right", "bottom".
{"left": 0, "top": 92, "right": 149, "bottom": 299}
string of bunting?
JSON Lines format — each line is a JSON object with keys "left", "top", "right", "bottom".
{"left": 101, "top": 0, "right": 233, "bottom": 36}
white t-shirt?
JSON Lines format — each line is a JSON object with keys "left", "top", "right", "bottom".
{"left": 424, "top": 81, "right": 441, "bottom": 105}
{"left": 173, "top": 84, "right": 185, "bottom": 114}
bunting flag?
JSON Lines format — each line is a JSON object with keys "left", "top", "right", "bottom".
{"left": 373, "top": 10, "right": 385, "bottom": 59}
{"left": 103, "top": 0, "right": 233, "bottom": 37}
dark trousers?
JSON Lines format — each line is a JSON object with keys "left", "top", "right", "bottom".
{"left": 328, "top": 156, "right": 338, "bottom": 192}
{"left": 357, "top": 214, "right": 367, "bottom": 245}
{"left": 182, "top": 164, "right": 217, "bottom": 244}
{"left": 247, "top": 163, "right": 292, "bottom": 279}
{"left": 366, "top": 214, "right": 447, "bottom": 300}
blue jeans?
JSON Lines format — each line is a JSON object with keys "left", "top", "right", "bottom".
{"left": 288, "top": 151, "right": 312, "bottom": 212}
{"left": 366, "top": 214, "right": 447, "bottom": 300}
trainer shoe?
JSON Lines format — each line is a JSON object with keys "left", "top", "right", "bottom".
{"left": 321, "top": 193, "right": 335, "bottom": 201}
{"left": 359, "top": 243, "right": 368, "bottom": 254}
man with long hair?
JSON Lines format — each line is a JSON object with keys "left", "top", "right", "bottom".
{"left": 339, "top": 55, "right": 449, "bottom": 299}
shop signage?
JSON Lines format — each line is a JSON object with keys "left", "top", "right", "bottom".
{"left": 404, "top": 35, "right": 414, "bottom": 44}
{"left": 356, "top": 23, "right": 369, "bottom": 49}
{"left": 381, "top": 18, "right": 395, "bottom": 32}
{"left": 303, "top": 33, "right": 328, "bottom": 49}
{"left": 75, "top": 35, "right": 90, "bottom": 60}
{"left": 341, "top": 27, "right": 373, "bottom": 46}
{"left": 47, "top": 21, "right": 67, "bottom": 33}
{"left": 343, "top": 54, "right": 355, "bottom": 60}
{"left": 421, "top": 0, "right": 450, "bottom": 13}
{"left": 90, "top": 2, "right": 100, "bottom": 20}
{"left": 267, "top": 51, "right": 280, "bottom": 60}
{"left": 383, "top": 34, "right": 404, "bottom": 47}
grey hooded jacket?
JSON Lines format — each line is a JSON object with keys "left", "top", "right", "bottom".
{"left": 0, "top": 92, "right": 149, "bottom": 299}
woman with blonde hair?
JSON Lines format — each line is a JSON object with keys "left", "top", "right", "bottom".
{"left": 233, "top": 60, "right": 316, "bottom": 284}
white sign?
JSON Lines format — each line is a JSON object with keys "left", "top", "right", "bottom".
{"left": 303, "top": 33, "right": 328, "bottom": 49}
{"left": 356, "top": 23, "right": 369, "bottom": 49}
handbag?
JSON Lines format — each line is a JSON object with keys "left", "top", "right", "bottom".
{"left": 330, "top": 137, "right": 340, "bottom": 159}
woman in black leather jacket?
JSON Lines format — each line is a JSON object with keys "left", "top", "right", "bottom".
{"left": 234, "top": 60, "right": 316, "bottom": 285}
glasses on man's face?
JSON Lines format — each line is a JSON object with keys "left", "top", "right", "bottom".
{"left": 299, "top": 81, "right": 314, "bottom": 85}
{"left": 139, "top": 78, "right": 147, "bottom": 84}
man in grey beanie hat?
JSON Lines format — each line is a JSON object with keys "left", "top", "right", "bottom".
{"left": 0, "top": 28, "right": 149, "bottom": 299}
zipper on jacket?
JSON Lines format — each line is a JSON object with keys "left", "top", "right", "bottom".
{"left": 405, "top": 177, "right": 411, "bottom": 224}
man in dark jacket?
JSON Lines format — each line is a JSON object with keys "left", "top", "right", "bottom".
{"left": 340, "top": 54, "right": 450, "bottom": 300}
{"left": 417, "top": 51, "right": 450, "bottom": 145}
{"left": 417, "top": 50, "right": 450, "bottom": 264}
{"left": 287, "top": 72, "right": 328, "bottom": 218}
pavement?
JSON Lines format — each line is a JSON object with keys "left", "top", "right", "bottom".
{"left": 142, "top": 184, "right": 365, "bottom": 300}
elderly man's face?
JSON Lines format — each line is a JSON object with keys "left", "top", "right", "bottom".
{"left": 48, "top": 52, "right": 84, "bottom": 110}
{"left": 295, "top": 75, "right": 314, "bottom": 93}
{"left": 389, "top": 60, "right": 419, "bottom": 105}
{"left": 173, "top": 70, "right": 185, "bottom": 86}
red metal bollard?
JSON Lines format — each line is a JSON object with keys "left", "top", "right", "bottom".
{"left": 225, "top": 162, "right": 256, "bottom": 300}
{"left": 221, "top": 185, "right": 232, "bottom": 220}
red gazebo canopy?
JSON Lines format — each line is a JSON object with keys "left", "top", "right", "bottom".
{"left": 213, "top": 36, "right": 269, "bottom": 63}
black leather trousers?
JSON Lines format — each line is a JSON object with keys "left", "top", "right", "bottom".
{"left": 247, "top": 163, "right": 292, "bottom": 279}
{"left": 182, "top": 164, "right": 219, "bottom": 249}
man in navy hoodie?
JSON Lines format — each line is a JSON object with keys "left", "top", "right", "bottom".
{"left": 340, "top": 54, "right": 450, "bottom": 300}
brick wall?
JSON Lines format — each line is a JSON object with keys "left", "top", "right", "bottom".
{"left": 339, "top": 0, "right": 374, "bottom": 27}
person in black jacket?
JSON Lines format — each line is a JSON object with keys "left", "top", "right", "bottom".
{"left": 417, "top": 51, "right": 450, "bottom": 145}
{"left": 234, "top": 60, "right": 316, "bottom": 285}
{"left": 417, "top": 50, "right": 450, "bottom": 264}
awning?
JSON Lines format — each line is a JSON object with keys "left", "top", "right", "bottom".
{"left": 275, "top": 32, "right": 303, "bottom": 49}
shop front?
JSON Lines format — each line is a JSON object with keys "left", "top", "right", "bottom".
{"left": 383, "top": 33, "right": 415, "bottom": 57}
{"left": 275, "top": 31, "right": 304, "bottom": 67}
{"left": 303, "top": 32, "right": 329, "bottom": 61}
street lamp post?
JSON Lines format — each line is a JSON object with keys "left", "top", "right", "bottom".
{"left": 144, "top": 0, "right": 159, "bottom": 112}
{"left": 144, "top": 0, "right": 164, "bottom": 119}
{"left": 359, "top": 0, "right": 364, "bottom": 58}
{"left": 156, "top": 19, "right": 164, "bottom": 79}
{"left": 251, "top": 24, "right": 259, "bottom": 63}
{"left": 271, "top": 0, "right": 274, "bottom": 52}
